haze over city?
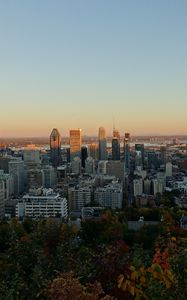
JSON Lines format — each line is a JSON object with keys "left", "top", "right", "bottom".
{"left": 1, "top": 1, "right": 187, "bottom": 299}
{"left": 1, "top": 0, "right": 187, "bottom": 137}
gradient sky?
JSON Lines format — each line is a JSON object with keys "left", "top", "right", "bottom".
{"left": 0, "top": 0, "right": 187, "bottom": 137}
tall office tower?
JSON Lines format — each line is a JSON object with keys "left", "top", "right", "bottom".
{"left": 66, "top": 148, "right": 71, "bottom": 163}
{"left": 135, "top": 144, "right": 145, "bottom": 167}
{"left": 147, "top": 151, "right": 160, "bottom": 169}
{"left": 98, "top": 127, "right": 107, "bottom": 161}
{"left": 112, "top": 128, "right": 120, "bottom": 160}
{"left": 23, "top": 145, "right": 43, "bottom": 190}
{"left": 133, "top": 178, "right": 143, "bottom": 197}
{"left": 124, "top": 133, "right": 130, "bottom": 172}
{"left": 70, "top": 129, "right": 82, "bottom": 160}
{"left": 23, "top": 146, "right": 41, "bottom": 165}
{"left": 81, "top": 146, "right": 88, "bottom": 168}
{"left": 0, "top": 170, "right": 14, "bottom": 199}
{"left": 106, "top": 161, "right": 124, "bottom": 181}
{"left": 42, "top": 165, "right": 56, "bottom": 188}
{"left": 0, "top": 156, "right": 11, "bottom": 173}
{"left": 71, "top": 157, "right": 81, "bottom": 174}
{"left": 50, "top": 128, "right": 62, "bottom": 167}
{"left": 143, "top": 178, "right": 151, "bottom": 195}
{"left": 88, "top": 143, "right": 98, "bottom": 160}
{"left": 113, "top": 128, "right": 120, "bottom": 140}
{"left": 85, "top": 157, "right": 95, "bottom": 174}
{"left": 160, "top": 146, "right": 167, "bottom": 165}
{"left": 8, "top": 158, "right": 25, "bottom": 196}
{"left": 165, "top": 162, "right": 172, "bottom": 177}
{"left": 0, "top": 180, "right": 5, "bottom": 219}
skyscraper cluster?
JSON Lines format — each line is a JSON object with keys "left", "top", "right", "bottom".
{"left": 1, "top": 124, "right": 186, "bottom": 221}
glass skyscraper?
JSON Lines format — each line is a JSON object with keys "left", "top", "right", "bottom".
{"left": 50, "top": 128, "right": 62, "bottom": 167}
{"left": 70, "top": 129, "right": 82, "bottom": 160}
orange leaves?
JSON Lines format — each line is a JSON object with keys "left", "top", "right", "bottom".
{"left": 118, "top": 266, "right": 146, "bottom": 299}
{"left": 153, "top": 247, "right": 170, "bottom": 270}
{"left": 118, "top": 262, "right": 175, "bottom": 299}
{"left": 118, "top": 274, "right": 142, "bottom": 298}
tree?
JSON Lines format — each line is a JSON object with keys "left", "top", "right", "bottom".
{"left": 47, "top": 272, "right": 115, "bottom": 300}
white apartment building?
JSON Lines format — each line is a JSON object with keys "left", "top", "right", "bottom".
{"left": 152, "top": 179, "right": 164, "bottom": 195}
{"left": 16, "top": 189, "right": 67, "bottom": 219}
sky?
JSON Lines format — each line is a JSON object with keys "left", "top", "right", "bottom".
{"left": 0, "top": 0, "right": 187, "bottom": 137}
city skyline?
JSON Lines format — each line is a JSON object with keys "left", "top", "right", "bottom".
{"left": 0, "top": 1, "right": 187, "bottom": 137}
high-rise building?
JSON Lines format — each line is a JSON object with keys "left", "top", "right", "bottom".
{"left": 81, "top": 146, "right": 88, "bottom": 168}
{"left": 112, "top": 127, "right": 120, "bottom": 160}
{"left": 8, "top": 158, "right": 25, "bottom": 196}
{"left": 165, "top": 162, "right": 172, "bottom": 177}
{"left": 152, "top": 179, "right": 164, "bottom": 195}
{"left": 98, "top": 127, "right": 107, "bottom": 161}
{"left": 133, "top": 178, "right": 143, "bottom": 197}
{"left": 68, "top": 186, "right": 92, "bottom": 211}
{"left": 0, "top": 180, "right": 5, "bottom": 219}
{"left": 112, "top": 139, "right": 120, "bottom": 161}
{"left": 0, "top": 170, "right": 14, "bottom": 199}
{"left": 23, "top": 146, "right": 41, "bottom": 165}
{"left": 88, "top": 143, "right": 98, "bottom": 160}
{"left": 135, "top": 144, "right": 145, "bottom": 167}
{"left": 42, "top": 165, "right": 56, "bottom": 188}
{"left": 23, "top": 145, "right": 43, "bottom": 190}
{"left": 113, "top": 128, "right": 120, "bottom": 140}
{"left": 135, "top": 151, "right": 142, "bottom": 170}
{"left": 0, "top": 156, "right": 11, "bottom": 173}
{"left": 94, "top": 182, "right": 123, "bottom": 209}
{"left": 71, "top": 157, "right": 81, "bottom": 174}
{"left": 50, "top": 128, "right": 62, "bottom": 167}
{"left": 85, "top": 157, "right": 95, "bottom": 174}
{"left": 98, "top": 160, "right": 107, "bottom": 175}
{"left": 160, "top": 146, "right": 167, "bottom": 165}
{"left": 124, "top": 133, "right": 130, "bottom": 172}
{"left": 106, "top": 161, "right": 124, "bottom": 181}
{"left": 147, "top": 151, "right": 160, "bottom": 169}
{"left": 70, "top": 129, "right": 82, "bottom": 160}
{"left": 143, "top": 178, "right": 151, "bottom": 195}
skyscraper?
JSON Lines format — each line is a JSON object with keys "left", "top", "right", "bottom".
{"left": 70, "top": 129, "right": 82, "bottom": 160}
{"left": 160, "top": 146, "right": 167, "bottom": 165}
{"left": 8, "top": 158, "right": 25, "bottom": 196}
{"left": 81, "top": 146, "right": 88, "bottom": 168}
{"left": 50, "top": 128, "right": 62, "bottom": 167}
{"left": 88, "top": 143, "right": 98, "bottom": 160}
{"left": 113, "top": 128, "right": 120, "bottom": 140}
{"left": 124, "top": 133, "right": 130, "bottom": 172}
{"left": 0, "top": 180, "right": 5, "bottom": 220}
{"left": 135, "top": 144, "right": 145, "bottom": 168}
{"left": 112, "top": 128, "right": 120, "bottom": 160}
{"left": 98, "top": 127, "right": 107, "bottom": 161}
